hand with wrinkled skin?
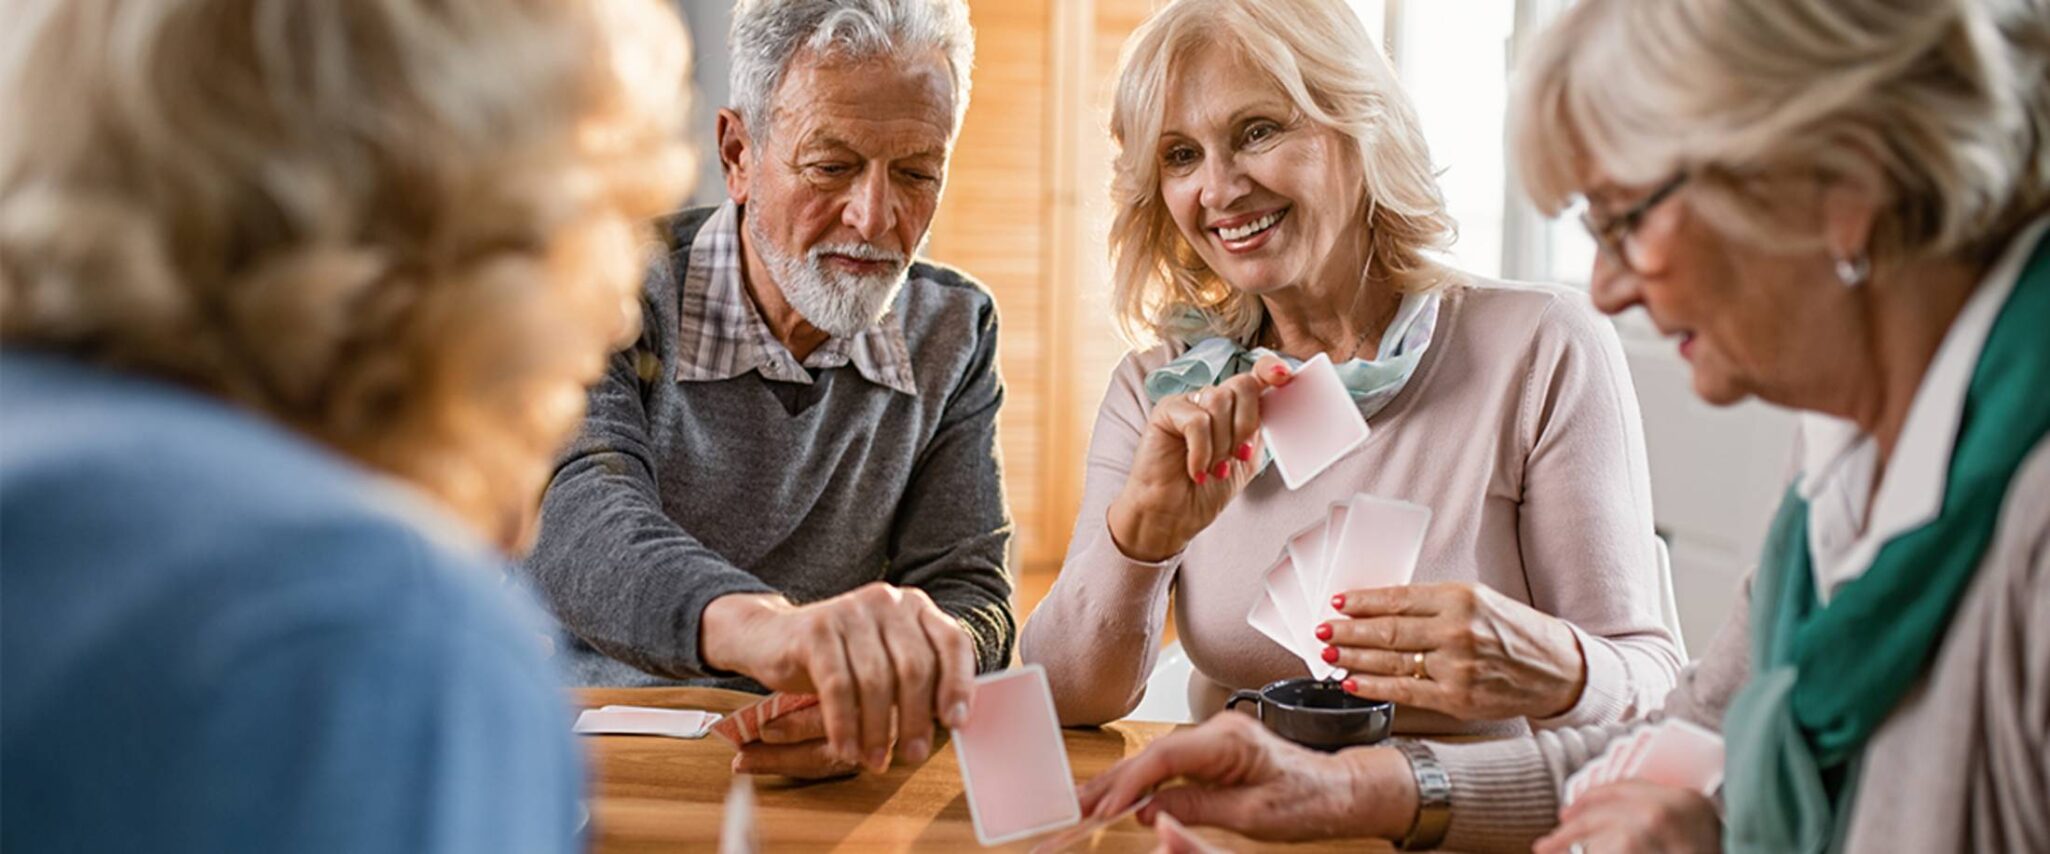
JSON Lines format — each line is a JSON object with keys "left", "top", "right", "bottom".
{"left": 1107, "top": 355, "right": 1294, "bottom": 563}
{"left": 731, "top": 705, "right": 868, "bottom": 779}
{"left": 701, "top": 583, "right": 973, "bottom": 777}
{"left": 1150, "top": 812, "right": 1231, "bottom": 853}
{"left": 1323, "top": 581, "right": 1589, "bottom": 721}
{"left": 1533, "top": 781, "right": 1720, "bottom": 854}
{"left": 1078, "top": 712, "right": 1418, "bottom": 843}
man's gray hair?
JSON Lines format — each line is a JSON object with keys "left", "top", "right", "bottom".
{"left": 729, "top": 0, "right": 974, "bottom": 143}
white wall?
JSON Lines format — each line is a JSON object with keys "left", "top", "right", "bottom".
{"left": 1615, "top": 315, "right": 1797, "bottom": 655}
{"left": 675, "top": 1, "right": 734, "bottom": 208}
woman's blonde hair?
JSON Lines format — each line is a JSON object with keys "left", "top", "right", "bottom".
{"left": 0, "top": 0, "right": 694, "bottom": 549}
{"left": 1107, "top": 0, "right": 1456, "bottom": 347}
{"left": 1511, "top": 0, "right": 2050, "bottom": 266}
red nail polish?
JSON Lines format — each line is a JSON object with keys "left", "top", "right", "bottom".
{"left": 1271, "top": 365, "right": 1289, "bottom": 379}
{"left": 1331, "top": 594, "right": 1345, "bottom": 610}
{"left": 1234, "top": 442, "right": 1253, "bottom": 462}
{"left": 1212, "top": 460, "right": 1229, "bottom": 479}
{"left": 1194, "top": 472, "right": 1208, "bottom": 485}
{"left": 1321, "top": 645, "right": 1339, "bottom": 664}
{"left": 1342, "top": 678, "right": 1358, "bottom": 694}
{"left": 1315, "top": 622, "right": 1332, "bottom": 641}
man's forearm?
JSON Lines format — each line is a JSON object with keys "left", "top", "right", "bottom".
{"left": 930, "top": 590, "right": 1015, "bottom": 673}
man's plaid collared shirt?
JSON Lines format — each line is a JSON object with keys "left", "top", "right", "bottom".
{"left": 670, "top": 202, "right": 917, "bottom": 395}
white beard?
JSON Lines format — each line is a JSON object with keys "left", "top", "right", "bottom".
{"left": 747, "top": 216, "right": 916, "bottom": 338}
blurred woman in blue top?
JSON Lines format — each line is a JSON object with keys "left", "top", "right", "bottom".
{"left": 0, "top": 0, "right": 694, "bottom": 851}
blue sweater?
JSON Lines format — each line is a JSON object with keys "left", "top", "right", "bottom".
{"left": 1, "top": 353, "right": 583, "bottom": 853}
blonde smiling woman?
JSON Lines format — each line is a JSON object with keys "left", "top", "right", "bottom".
{"left": 0, "top": 0, "right": 691, "bottom": 850}
{"left": 1021, "top": 0, "right": 1683, "bottom": 738}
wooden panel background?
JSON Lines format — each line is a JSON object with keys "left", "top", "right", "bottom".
{"left": 924, "top": 0, "right": 1164, "bottom": 575}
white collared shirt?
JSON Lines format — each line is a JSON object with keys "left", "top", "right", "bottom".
{"left": 1795, "top": 215, "right": 2050, "bottom": 601}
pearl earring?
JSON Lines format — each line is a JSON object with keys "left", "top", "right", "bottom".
{"left": 1834, "top": 252, "right": 1870, "bottom": 288}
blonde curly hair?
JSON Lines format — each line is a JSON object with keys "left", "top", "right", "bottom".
{"left": 0, "top": 0, "right": 694, "bottom": 549}
{"left": 1107, "top": 0, "right": 1456, "bottom": 347}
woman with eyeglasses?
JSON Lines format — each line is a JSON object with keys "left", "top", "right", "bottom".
{"left": 1081, "top": 0, "right": 2050, "bottom": 850}
{"left": 1021, "top": 0, "right": 1684, "bottom": 737}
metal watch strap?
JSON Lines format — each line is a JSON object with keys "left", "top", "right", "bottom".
{"left": 1392, "top": 739, "right": 1452, "bottom": 851}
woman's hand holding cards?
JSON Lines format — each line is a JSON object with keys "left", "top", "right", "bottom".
{"left": 1109, "top": 355, "right": 1294, "bottom": 562}
{"left": 1321, "top": 581, "right": 1589, "bottom": 721}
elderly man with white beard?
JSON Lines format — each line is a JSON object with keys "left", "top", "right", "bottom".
{"left": 522, "top": 0, "right": 1012, "bottom": 781}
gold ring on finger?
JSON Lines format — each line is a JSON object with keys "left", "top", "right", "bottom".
{"left": 1410, "top": 651, "right": 1429, "bottom": 680}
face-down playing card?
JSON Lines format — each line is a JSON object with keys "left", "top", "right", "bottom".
{"left": 1629, "top": 718, "right": 1724, "bottom": 792}
{"left": 1563, "top": 719, "right": 1725, "bottom": 806}
{"left": 1247, "top": 554, "right": 1341, "bottom": 681}
{"left": 953, "top": 664, "right": 1083, "bottom": 846}
{"left": 1323, "top": 494, "right": 1431, "bottom": 608}
{"left": 1259, "top": 353, "right": 1370, "bottom": 490}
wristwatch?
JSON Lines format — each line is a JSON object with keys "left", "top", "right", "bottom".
{"left": 1391, "top": 739, "right": 1452, "bottom": 851}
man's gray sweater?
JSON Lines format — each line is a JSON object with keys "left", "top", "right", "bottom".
{"left": 522, "top": 207, "right": 1015, "bottom": 688}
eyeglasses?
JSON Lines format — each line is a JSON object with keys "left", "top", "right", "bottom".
{"left": 1579, "top": 172, "right": 1688, "bottom": 274}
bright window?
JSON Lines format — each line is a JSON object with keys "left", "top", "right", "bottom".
{"left": 1346, "top": 0, "right": 1595, "bottom": 285}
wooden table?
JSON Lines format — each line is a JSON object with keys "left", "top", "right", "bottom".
{"left": 579, "top": 688, "right": 1388, "bottom": 852}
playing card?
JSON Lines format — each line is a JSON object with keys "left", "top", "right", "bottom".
{"left": 1259, "top": 353, "right": 1370, "bottom": 490}
{"left": 1247, "top": 582, "right": 1293, "bottom": 651}
{"left": 1565, "top": 767, "right": 1590, "bottom": 804}
{"left": 718, "top": 776, "right": 757, "bottom": 854}
{"left": 1283, "top": 517, "right": 1330, "bottom": 594}
{"left": 954, "top": 665, "right": 1082, "bottom": 846}
{"left": 1253, "top": 555, "right": 1340, "bottom": 681}
{"left": 1262, "top": 557, "right": 1344, "bottom": 675}
{"left": 1631, "top": 719, "right": 1725, "bottom": 793}
{"left": 1323, "top": 494, "right": 1431, "bottom": 607}
{"left": 1303, "top": 501, "right": 1353, "bottom": 610}
{"left": 1604, "top": 729, "right": 1652, "bottom": 785}
{"left": 1154, "top": 813, "right": 1229, "bottom": 853}
{"left": 574, "top": 705, "right": 721, "bottom": 739}
{"left": 710, "top": 693, "right": 821, "bottom": 747}
{"left": 1284, "top": 508, "right": 1339, "bottom": 620}
{"left": 1025, "top": 795, "right": 1153, "bottom": 854}
{"left": 1563, "top": 732, "right": 1629, "bottom": 803}
{"left": 1561, "top": 720, "right": 1725, "bottom": 806}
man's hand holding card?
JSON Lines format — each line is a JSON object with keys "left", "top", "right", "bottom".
{"left": 698, "top": 582, "right": 975, "bottom": 778}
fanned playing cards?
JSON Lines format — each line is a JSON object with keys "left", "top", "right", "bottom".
{"left": 709, "top": 692, "right": 822, "bottom": 746}
{"left": 1245, "top": 494, "right": 1431, "bottom": 679}
{"left": 1563, "top": 719, "right": 1725, "bottom": 805}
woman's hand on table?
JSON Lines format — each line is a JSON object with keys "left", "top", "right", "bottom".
{"left": 1107, "top": 355, "right": 1294, "bottom": 563}
{"left": 1534, "top": 781, "right": 1720, "bottom": 854}
{"left": 1078, "top": 712, "right": 1417, "bottom": 843}
{"left": 1322, "top": 582, "right": 1589, "bottom": 721}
